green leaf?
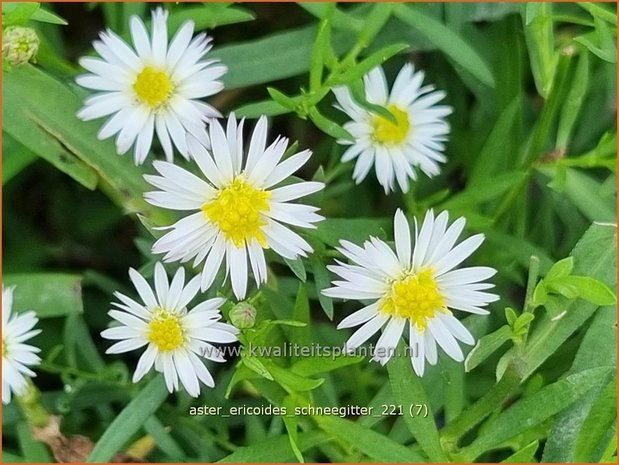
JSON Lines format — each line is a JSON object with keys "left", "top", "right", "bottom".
{"left": 315, "top": 415, "right": 426, "bottom": 462}
{"left": 291, "top": 283, "right": 311, "bottom": 347}
{"left": 312, "top": 217, "right": 390, "bottom": 247}
{"left": 166, "top": 4, "right": 255, "bottom": 32}
{"left": 2, "top": 2, "right": 39, "bottom": 26}
{"left": 468, "top": 96, "right": 522, "bottom": 186}
{"left": 281, "top": 396, "right": 304, "bottom": 463}
{"left": 308, "top": 107, "right": 353, "bottom": 141}
{"left": 441, "top": 171, "right": 528, "bottom": 211}
{"left": 522, "top": 3, "right": 555, "bottom": 97}
{"left": 267, "top": 87, "right": 300, "bottom": 110}
{"left": 3, "top": 64, "right": 171, "bottom": 226}
{"left": 2, "top": 133, "right": 38, "bottom": 185}
{"left": 4, "top": 273, "right": 83, "bottom": 317}
{"left": 291, "top": 354, "right": 364, "bottom": 377}
{"left": 573, "top": 377, "right": 617, "bottom": 461}
{"left": 88, "top": 376, "right": 169, "bottom": 462}
{"left": 461, "top": 367, "right": 613, "bottom": 460}
{"left": 266, "top": 361, "right": 324, "bottom": 392}
{"left": 557, "top": 275, "right": 616, "bottom": 305}
{"left": 577, "top": 2, "right": 617, "bottom": 26}
{"left": 545, "top": 256, "right": 574, "bottom": 280}
{"left": 556, "top": 51, "right": 589, "bottom": 150}
{"left": 285, "top": 257, "right": 307, "bottom": 282}
{"left": 543, "top": 305, "right": 617, "bottom": 461}
{"left": 387, "top": 342, "right": 448, "bottom": 461}
{"left": 143, "top": 416, "right": 186, "bottom": 460}
{"left": 217, "top": 431, "right": 328, "bottom": 462}
{"left": 17, "top": 421, "right": 51, "bottom": 462}
{"left": 504, "top": 222, "right": 617, "bottom": 379}
{"left": 394, "top": 4, "right": 495, "bottom": 87}
{"left": 309, "top": 255, "right": 334, "bottom": 320}
{"left": 331, "top": 43, "right": 408, "bottom": 85}
{"left": 465, "top": 325, "right": 511, "bottom": 372}
{"left": 309, "top": 4, "right": 334, "bottom": 91}
{"left": 234, "top": 99, "right": 291, "bottom": 119}
{"left": 31, "top": 7, "right": 67, "bottom": 25}
{"left": 501, "top": 440, "right": 539, "bottom": 463}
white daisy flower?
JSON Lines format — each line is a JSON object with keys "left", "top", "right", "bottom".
{"left": 101, "top": 263, "right": 238, "bottom": 397}
{"left": 76, "top": 7, "right": 226, "bottom": 165}
{"left": 144, "top": 114, "right": 325, "bottom": 300}
{"left": 333, "top": 63, "right": 452, "bottom": 194}
{"left": 323, "top": 209, "right": 498, "bottom": 376}
{"left": 2, "top": 286, "right": 41, "bottom": 405}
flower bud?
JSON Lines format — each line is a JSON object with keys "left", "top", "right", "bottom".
{"left": 3, "top": 26, "right": 40, "bottom": 66}
{"left": 229, "top": 302, "right": 257, "bottom": 329}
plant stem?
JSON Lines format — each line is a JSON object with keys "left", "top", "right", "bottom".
{"left": 440, "top": 364, "right": 522, "bottom": 456}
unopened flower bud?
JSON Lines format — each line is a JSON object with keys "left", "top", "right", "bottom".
{"left": 3, "top": 26, "right": 40, "bottom": 66}
{"left": 229, "top": 302, "right": 257, "bottom": 329}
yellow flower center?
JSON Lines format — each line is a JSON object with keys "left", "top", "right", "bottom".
{"left": 133, "top": 66, "right": 173, "bottom": 108}
{"left": 148, "top": 310, "right": 184, "bottom": 351}
{"left": 372, "top": 105, "right": 411, "bottom": 145}
{"left": 379, "top": 269, "right": 446, "bottom": 331}
{"left": 202, "top": 176, "right": 271, "bottom": 248}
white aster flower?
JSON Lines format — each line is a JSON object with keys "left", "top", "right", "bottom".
{"left": 76, "top": 7, "right": 226, "bottom": 165}
{"left": 101, "top": 263, "right": 238, "bottom": 397}
{"left": 2, "top": 286, "right": 41, "bottom": 405}
{"left": 323, "top": 209, "right": 498, "bottom": 376}
{"left": 144, "top": 114, "right": 325, "bottom": 300}
{"left": 333, "top": 63, "right": 452, "bottom": 194}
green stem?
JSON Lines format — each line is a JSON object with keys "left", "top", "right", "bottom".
{"left": 440, "top": 364, "right": 522, "bottom": 455}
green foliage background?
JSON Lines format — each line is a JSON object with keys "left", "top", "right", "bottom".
{"left": 2, "top": 2, "right": 617, "bottom": 463}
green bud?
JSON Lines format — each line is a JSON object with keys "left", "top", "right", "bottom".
{"left": 3, "top": 26, "right": 40, "bottom": 66}
{"left": 229, "top": 302, "right": 257, "bottom": 329}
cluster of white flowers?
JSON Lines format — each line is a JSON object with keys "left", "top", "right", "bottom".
{"left": 4, "top": 8, "right": 497, "bottom": 403}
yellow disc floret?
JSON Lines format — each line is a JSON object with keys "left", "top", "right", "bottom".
{"left": 202, "top": 176, "right": 271, "bottom": 248}
{"left": 380, "top": 268, "right": 446, "bottom": 331}
{"left": 148, "top": 310, "right": 184, "bottom": 351}
{"left": 372, "top": 105, "right": 411, "bottom": 145}
{"left": 133, "top": 66, "right": 173, "bottom": 108}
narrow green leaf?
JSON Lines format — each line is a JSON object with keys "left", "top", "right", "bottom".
{"left": 167, "top": 4, "right": 255, "bottom": 32}
{"left": 506, "top": 222, "right": 617, "bottom": 379}
{"left": 312, "top": 217, "right": 390, "bottom": 247}
{"left": 559, "top": 275, "right": 616, "bottom": 305}
{"left": 522, "top": 3, "right": 555, "bottom": 97}
{"left": 217, "top": 431, "right": 327, "bottom": 462}
{"left": 394, "top": 4, "right": 495, "bottom": 87}
{"left": 573, "top": 377, "right": 617, "bottom": 461}
{"left": 267, "top": 87, "right": 300, "bottom": 110}
{"left": 31, "top": 7, "right": 67, "bottom": 25}
{"left": 143, "top": 416, "right": 186, "bottom": 460}
{"left": 501, "top": 440, "right": 539, "bottom": 463}
{"left": 308, "top": 107, "right": 353, "bottom": 141}
{"left": 543, "top": 305, "right": 617, "bottom": 461}
{"left": 285, "top": 257, "right": 307, "bottom": 282}
{"left": 267, "top": 361, "right": 324, "bottom": 392}
{"left": 234, "top": 99, "right": 291, "bottom": 119}
{"left": 315, "top": 415, "right": 426, "bottom": 462}
{"left": 577, "top": 2, "right": 617, "bottom": 26}
{"left": 291, "top": 354, "right": 364, "bottom": 377}
{"left": 462, "top": 367, "right": 613, "bottom": 460}
{"left": 545, "top": 256, "right": 574, "bottom": 280}
{"left": 330, "top": 43, "right": 408, "bottom": 85}
{"left": 88, "top": 376, "right": 169, "bottom": 462}
{"left": 556, "top": 51, "right": 589, "bottom": 150}
{"left": 387, "top": 342, "right": 448, "bottom": 461}
{"left": 465, "top": 325, "right": 512, "bottom": 372}
{"left": 309, "top": 4, "right": 334, "bottom": 91}
{"left": 2, "top": 133, "right": 38, "bottom": 185}
{"left": 291, "top": 283, "right": 311, "bottom": 347}
{"left": 2, "top": 2, "right": 39, "bottom": 26}
{"left": 469, "top": 97, "right": 522, "bottom": 185}
{"left": 310, "top": 255, "right": 334, "bottom": 320}
{"left": 17, "top": 421, "right": 51, "bottom": 462}
{"left": 4, "top": 273, "right": 83, "bottom": 317}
